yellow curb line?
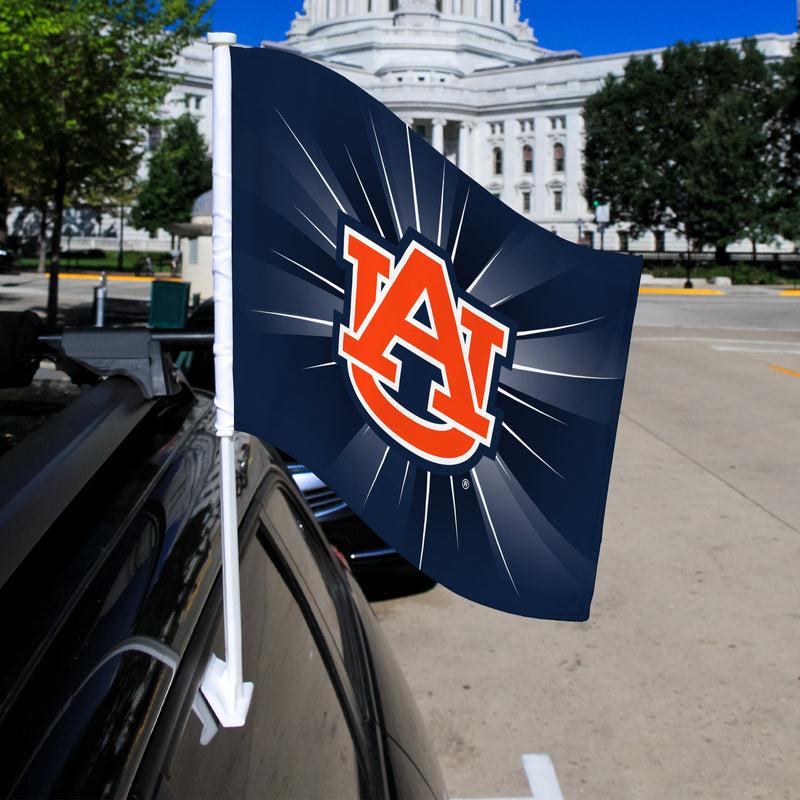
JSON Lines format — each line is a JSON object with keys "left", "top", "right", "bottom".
{"left": 778, "top": 290, "right": 800, "bottom": 296}
{"left": 50, "top": 273, "right": 182, "bottom": 282}
{"left": 639, "top": 287, "right": 725, "bottom": 295}
{"left": 770, "top": 365, "right": 800, "bottom": 378}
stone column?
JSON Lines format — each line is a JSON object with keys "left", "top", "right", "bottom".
{"left": 432, "top": 118, "right": 446, "bottom": 154}
{"left": 492, "top": 0, "right": 501, "bottom": 23}
{"left": 533, "top": 115, "right": 548, "bottom": 215}
{"left": 505, "top": 0, "right": 515, "bottom": 25}
{"left": 503, "top": 117, "right": 516, "bottom": 205}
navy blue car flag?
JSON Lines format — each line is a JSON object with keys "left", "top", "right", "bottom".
{"left": 227, "top": 45, "right": 641, "bottom": 620}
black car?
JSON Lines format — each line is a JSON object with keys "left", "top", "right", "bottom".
{"left": 177, "top": 299, "right": 434, "bottom": 599}
{"left": 0, "top": 315, "right": 446, "bottom": 798}
{"left": 0, "top": 246, "right": 15, "bottom": 272}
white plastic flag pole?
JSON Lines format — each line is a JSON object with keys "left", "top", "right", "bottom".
{"left": 201, "top": 31, "right": 254, "bottom": 728}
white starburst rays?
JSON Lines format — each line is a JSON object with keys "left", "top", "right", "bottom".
{"left": 450, "top": 187, "right": 470, "bottom": 263}
{"left": 267, "top": 106, "right": 609, "bottom": 598}
{"left": 364, "top": 446, "right": 390, "bottom": 504}
{"left": 516, "top": 316, "right": 606, "bottom": 337}
{"left": 252, "top": 108, "right": 356, "bottom": 373}
{"left": 501, "top": 421, "right": 563, "bottom": 479}
{"left": 275, "top": 108, "right": 348, "bottom": 215}
{"left": 438, "top": 160, "right": 447, "bottom": 249}
{"left": 252, "top": 309, "right": 334, "bottom": 328}
{"left": 495, "top": 322, "right": 620, "bottom": 481}
{"left": 370, "top": 113, "right": 403, "bottom": 239}
{"left": 345, "top": 145, "right": 386, "bottom": 239}
{"left": 471, "top": 466, "right": 519, "bottom": 595}
{"left": 406, "top": 126, "right": 421, "bottom": 234}
{"left": 449, "top": 475, "right": 459, "bottom": 550}
{"left": 418, "top": 471, "right": 432, "bottom": 570}
{"left": 270, "top": 250, "right": 344, "bottom": 295}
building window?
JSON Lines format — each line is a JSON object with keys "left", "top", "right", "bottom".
{"left": 415, "top": 124, "right": 427, "bottom": 138}
{"left": 522, "top": 144, "right": 533, "bottom": 174}
{"left": 493, "top": 147, "right": 503, "bottom": 175}
{"left": 553, "top": 143, "right": 565, "bottom": 173}
{"left": 654, "top": 230, "right": 665, "bottom": 251}
{"left": 522, "top": 190, "right": 531, "bottom": 213}
{"left": 554, "top": 190, "right": 563, "bottom": 213}
{"left": 148, "top": 123, "right": 162, "bottom": 151}
{"left": 549, "top": 115, "right": 566, "bottom": 130}
{"left": 188, "top": 238, "right": 199, "bottom": 265}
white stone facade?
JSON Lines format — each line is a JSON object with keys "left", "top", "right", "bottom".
{"left": 11, "top": 3, "right": 796, "bottom": 255}
{"left": 263, "top": 0, "right": 796, "bottom": 252}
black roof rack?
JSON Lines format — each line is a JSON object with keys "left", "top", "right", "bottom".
{"left": 0, "top": 316, "right": 216, "bottom": 588}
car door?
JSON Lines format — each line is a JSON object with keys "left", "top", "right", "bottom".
{"left": 132, "top": 470, "right": 386, "bottom": 799}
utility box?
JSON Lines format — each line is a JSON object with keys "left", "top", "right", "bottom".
{"left": 149, "top": 280, "right": 190, "bottom": 328}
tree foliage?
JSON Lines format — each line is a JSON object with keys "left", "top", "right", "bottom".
{"left": 130, "top": 114, "right": 212, "bottom": 236}
{"left": 770, "top": 39, "right": 800, "bottom": 240}
{"left": 0, "top": 0, "right": 210, "bottom": 326}
{"left": 583, "top": 39, "right": 776, "bottom": 254}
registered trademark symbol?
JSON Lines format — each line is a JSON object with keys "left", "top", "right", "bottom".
{"left": 461, "top": 478, "right": 470, "bottom": 490}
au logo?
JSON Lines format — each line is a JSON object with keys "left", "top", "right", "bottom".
{"left": 335, "top": 219, "right": 515, "bottom": 472}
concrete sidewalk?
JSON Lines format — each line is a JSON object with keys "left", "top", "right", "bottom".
{"left": 374, "top": 325, "right": 800, "bottom": 799}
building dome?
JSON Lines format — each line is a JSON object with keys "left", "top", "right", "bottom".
{"left": 277, "top": 0, "right": 560, "bottom": 77}
{"left": 191, "top": 189, "right": 212, "bottom": 221}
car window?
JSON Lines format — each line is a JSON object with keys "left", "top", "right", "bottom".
{"left": 259, "top": 485, "right": 349, "bottom": 652}
{"left": 163, "top": 521, "right": 362, "bottom": 799}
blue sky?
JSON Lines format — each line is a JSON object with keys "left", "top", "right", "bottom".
{"left": 209, "top": 1, "right": 796, "bottom": 56}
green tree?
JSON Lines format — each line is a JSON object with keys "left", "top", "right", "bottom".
{"left": 130, "top": 114, "right": 212, "bottom": 242}
{"left": 770, "top": 38, "right": 800, "bottom": 243}
{"left": 0, "top": 0, "right": 210, "bottom": 328}
{"left": 583, "top": 39, "right": 775, "bottom": 263}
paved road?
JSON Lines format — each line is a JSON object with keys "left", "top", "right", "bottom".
{"left": 0, "top": 272, "right": 156, "bottom": 325}
{"left": 373, "top": 290, "right": 800, "bottom": 799}
{"left": 3, "top": 275, "right": 799, "bottom": 798}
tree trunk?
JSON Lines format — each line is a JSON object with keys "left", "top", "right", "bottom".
{"left": 37, "top": 205, "right": 48, "bottom": 274}
{"left": 714, "top": 243, "right": 730, "bottom": 266}
{"left": 0, "top": 178, "right": 9, "bottom": 247}
{"left": 46, "top": 159, "right": 67, "bottom": 331}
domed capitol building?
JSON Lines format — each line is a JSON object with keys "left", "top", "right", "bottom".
{"left": 271, "top": 0, "right": 794, "bottom": 251}
{"left": 28, "top": 1, "right": 795, "bottom": 261}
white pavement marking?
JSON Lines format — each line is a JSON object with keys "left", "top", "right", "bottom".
{"left": 633, "top": 336, "right": 800, "bottom": 355}
{"left": 711, "top": 345, "right": 800, "bottom": 355}
{"left": 633, "top": 336, "right": 800, "bottom": 345}
{"left": 453, "top": 753, "right": 564, "bottom": 800}
{"left": 522, "top": 754, "right": 565, "bottom": 800}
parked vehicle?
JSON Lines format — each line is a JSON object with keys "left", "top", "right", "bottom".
{"left": 0, "top": 246, "right": 15, "bottom": 272}
{"left": 0, "top": 318, "right": 446, "bottom": 798}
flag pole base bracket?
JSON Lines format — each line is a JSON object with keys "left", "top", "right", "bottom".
{"left": 200, "top": 653, "right": 254, "bottom": 728}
